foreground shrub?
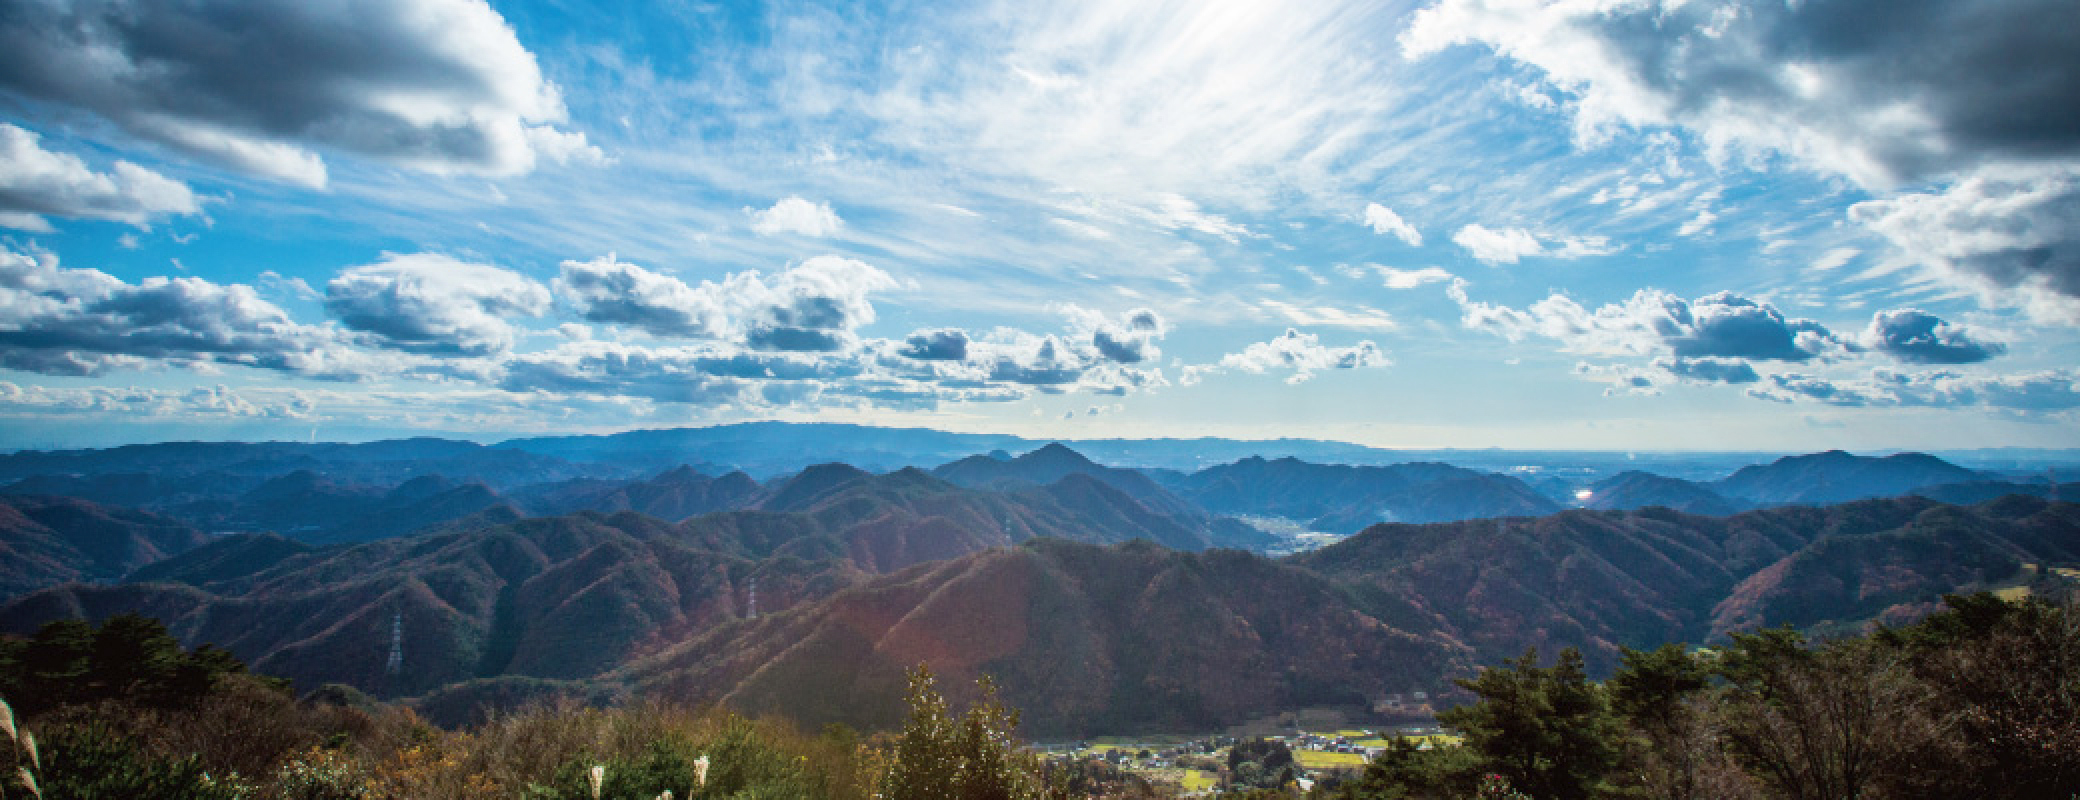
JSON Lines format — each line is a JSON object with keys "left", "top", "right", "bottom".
{"left": 35, "top": 722, "right": 253, "bottom": 800}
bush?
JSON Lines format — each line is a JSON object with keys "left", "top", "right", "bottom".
{"left": 35, "top": 722, "right": 254, "bottom": 800}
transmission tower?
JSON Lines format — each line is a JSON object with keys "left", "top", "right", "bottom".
{"left": 385, "top": 612, "right": 402, "bottom": 676}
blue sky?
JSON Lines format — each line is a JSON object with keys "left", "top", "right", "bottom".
{"left": 1, "top": 0, "right": 2076, "bottom": 451}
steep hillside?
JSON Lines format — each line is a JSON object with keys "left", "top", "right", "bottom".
{"left": 0, "top": 496, "right": 212, "bottom": 600}
{"left": 620, "top": 539, "right": 1467, "bottom": 737}
{"left": 0, "top": 512, "right": 866, "bottom": 697}
{"left": 1712, "top": 497, "right": 2080, "bottom": 634}
{"left": 1295, "top": 496, "right": 2080, "bottom": 669}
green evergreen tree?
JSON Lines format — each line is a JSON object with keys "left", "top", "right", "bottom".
{"left": 879, "top": 665, "right": 1044, "bottom": 800}
{"left": 1438, "top": 647, "right": 1620, "bottom": 800}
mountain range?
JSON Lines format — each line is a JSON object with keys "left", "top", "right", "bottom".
{"left": 3, "top": 426, "right": 2077, "bottom": 735}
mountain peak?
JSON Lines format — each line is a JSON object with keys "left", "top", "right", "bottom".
{"left": 1019, "top": 442, "right": 1094, "bottom": 467}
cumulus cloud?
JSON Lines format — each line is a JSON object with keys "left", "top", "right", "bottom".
{"left": 1452, "top": 283, "right": 1845, "bottom": 363}
{"left": 555, "top": 254, "right": 895, "bottom": 351}
{"left": 0, "top": 124, "right": 201, "bottom": 231}
{"left": 897, "top": 328, "right": 970, "bottom": 361}
{"left": 0, "top": 0, "right": 601, "bottom": 186}
{"left": 1452, "top": 224, "right": 1615, "bottom": 265}
{"left": 0, "top": 247, "right": 368, "bottom": 378}
{"left": 556, "top": 255, "right": 725, "bottom": 338}
{"left": 0, "top": 382, "right": 316, "bottom": 419}
{"left": 326, "top": 253, "right": 549, "bottom": 356}
{"left": 1363, "top": 203, "right": 1422, "bottom": 246}
{"left": 1862, "top": 309, "right": 2007, "bottom": 365}
{"left": 1201, "top": 328, "right": 1388, "bottom": 384}
{"left": 1063, "top": 306, "right": 1167, "bottom": 364}
{"left": 1657, "top": 356, "right": 1760, "bottom": 385}
{"left": 499, "top": 340, "right": 873, "bottom": 404}
{"left": 749, "top": 196, "right": 843, "bottom": 237}
{"left": 1753, "top": 369, "right": 2080, "bottom": 414}
{"left": 1403, "top": 0, "right": 2080, "bottom": 317}
{"left": 732, "top": 256, "right": 897, "bottom": 351}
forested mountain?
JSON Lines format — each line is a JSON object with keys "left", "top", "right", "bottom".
{"left": 3, "top": 487, "right": 2070, "bottom": 736}
{"left": 621, "top": 539, "right": 1467, "bottom": 737}
{"left": 0, "top": 496, "right": 211, "bottom": 600}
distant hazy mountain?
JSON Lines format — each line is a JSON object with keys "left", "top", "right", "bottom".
{"left": 0, "top": 496, "right": 210, "bottom": 600}
{"left": 1713, "top": 450, "right": 1987, "bottom": 507}
{"left": 1157, "top": 456, "right": 1561, "bottom": 533}
{"left": 510, "top": 466, "right": 763, "bottom": 520}
{"left": 0, "top": 438, "right": 626, "bottom": 489}
{"left": 1585, "top": 471, "right": 1743, "bottom": 515}
{"left": 500, "top": 422, "right": 1034, "bottom": 476}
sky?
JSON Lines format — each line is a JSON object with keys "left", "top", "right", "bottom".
{"left": 0, "top": 0, "right": 2076, "bottom": 451}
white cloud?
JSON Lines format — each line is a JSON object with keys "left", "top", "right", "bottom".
{"left": 1849, "top": 168, "right": 2080, "bottom": 322}
{"left": 0, "top": 0, "right": 600, "bottom": 186}
{"left": 749, "top": 196, "right": 844, "bottom": 237}
{"left": 1451, "top": 224, "right": 1615, "bottom": 265}
{"left": 556, "top": 255, "right": 728, "bottom": 339}
{"left": 1258, "top": 300, "right": 1399, "bottom": 332}
{"left": 0, "top": 246, "right": 377, "bottom": 379}
{"left": 1210, "top": 328, "right": 1388, "bottom": 384}
{"left": 1375, "top": 266, "right": 1455, "bottom": 290}
{"left": 1403, "top": 0, "right": 2080, "bottom": 318}
{"left": 1363, "top": 203, "right": 1422, "bottom": 246}
{"left": 326, "top": 253, "right": 550, "bottom": 356}
{"left": 0, "top": 124, "right": 202, "bottom": 230}
{"left": 1810, "top": 247, "right": 1860, "bottom": 272}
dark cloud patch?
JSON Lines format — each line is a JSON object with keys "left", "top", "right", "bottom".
{"left": 1092, "top": 329, "right": 1147, "bottom": 363}
{"left": 899, "top": 328, "right": 969, "bottom": 361}
{"left": 1864, "top": 309, "right": 2007, "bottom": 364}
{"left": 1668, "top": 292, "right": 1840, "bottom": 362}
{"left": 984, "top": 336, "right": 1087, "bottom": 385}
{"left": 744, "top": 326, "right": 848, "bottom": 352}
{"left": 1659, "top": 356, "right": 1760, "bottom": 384}
{"left": 0, "top": 0, "right": 598, "bottom": 185}
{"left": 497, "top": 343, "right": 759, "bottom": 405}
{"left": 1077, "top": 306, "right": 1166, "bottom": 364}
{"left": 1409, "top": 0, "right": 2080, "bottom": 316}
